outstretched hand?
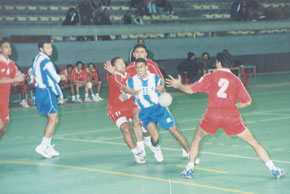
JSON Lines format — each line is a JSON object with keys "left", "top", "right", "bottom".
{"left": 104, "top": 60, "right": 115, "bottom": 74}
{"left": 166, "top": 75, "right": 182, "bottom": 89}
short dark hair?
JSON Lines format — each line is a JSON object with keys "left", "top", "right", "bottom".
{"left": 76, "top": 61, "right": 84, "bottom": 69}
{"left": 111, "top": 57, "right": 122, "bottom": 66}
{"left": 38, "top": 40, "right": 51, "bottom": 49}
{"left": 202, "top": 52, "right": 209, "bottom": 58}
{"left": 187, "top": 52, "right": 195, "bottom": 60}
{"left": 88, "top": 63, "right": 95, "bottom": 68}
{"left": 0, "top": 37, "right": 10, "bottom": 47}
{"left": 135, "top": 58, "right": 147, "bottom": 65}
{"left": 133, "top": 44, "right": 148, "bottom": 53}
{"left": 67, "top": 64, "right": 73, "bottom": 69}
{"left": 216, "top": 51, "right": 232, "bottom": 68}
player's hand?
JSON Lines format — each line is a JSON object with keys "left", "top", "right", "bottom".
{"left": 156, "top": 85, "right": 165, "bottom": 93}
{"left": 119, "top": 93, "right": 127, "bottom": 102}
{"left": 104, "top": 60, "right": 115, "bottom": 74}
{"left": 14, "top": 74, "right": 26, "bottom": 83}
{"left": 60, "top": 75, "right": 67, "bottom": 81}
{"left": 166, "top": 75, "right": 182, "bottom": 89}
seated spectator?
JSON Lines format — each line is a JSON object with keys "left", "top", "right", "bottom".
{"left": 79, "top": 0, "right": 93, "bottom": 25}
{"left": 136, "top": 0, "right": 149, "bottom": 16}
{"left": 130, "top": 0, "right": 142, "bottom": 8}
{"left": 146, "top": 0, "right": 164, "bottom": 15}
{"left": 123, "top": 11, "right": 132, "bottom": 24}
{"left": 240, "top": 6, "right": 249, "bottom": 21}
{"left": 102, "top": 8, "right": 112, "bottom": 25}
{"left": 198, "top": 52, "right": 214, "bottom": 73}
{"left": 156, "top": 0, "right": 173, "bottom": 15}
{"left": 90, "top": 0, "right": 102, "bottom": 14}
{"left": 133, "top": 11, "right": 144, "bottom": 25}
{"left": 71, "top": 61, "right": 90, "bottom": 103}
{"left": 230, "top": 0, "right": 243, "bottom": 21}
{"left": 86, "top": 63, "right": 103, "bottom": 102}
{"left": 63, "top": 8, "right": 80, "bottom": 25}
{"left": 177, "top": 52, "right": 201, "bottom": 84}
{"left": 60, "top": 64, "right": 73, "bottom": 90}
{"left": 101, "top": 0, "right": 110, "bottom": 6}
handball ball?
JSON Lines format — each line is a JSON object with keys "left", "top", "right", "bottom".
{"left": 159, "top": 92, "right": 173, "bottom": 107}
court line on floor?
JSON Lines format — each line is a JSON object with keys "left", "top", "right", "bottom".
{"left": 176, "top": 165, "right": 229, "bottom": 174}
{"left": 54, "top": 136, "right": 290, "bottom": 165}
{"left": 0, "top": 159, "right": 255, "bottom": 194}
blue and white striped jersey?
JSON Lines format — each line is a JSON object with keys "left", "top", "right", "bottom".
{"left": 126, "top": 72, "right": 162, "bottom": 109}
{"left": 32, "top": 52, "right": 62, "bottom": 96}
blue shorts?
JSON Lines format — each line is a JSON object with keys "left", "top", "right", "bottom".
{"left": 35, "top": 87, "right": 58, "bottom": 116}
{"left": 139, "top": 104, "right": 176, "bottom": 129}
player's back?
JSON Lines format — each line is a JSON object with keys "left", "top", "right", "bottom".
{"left": 206, "top": 69, "right": 249, "bottom": 110}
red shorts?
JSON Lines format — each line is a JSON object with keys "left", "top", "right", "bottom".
{"left": 107, "top": 102, "right": 137, "bottom": 128}
{"left": 200, "top": 109, "right": 246, "bottom": 136}
{"left": 0, "top": 103, "right": 9, "bottom": 125}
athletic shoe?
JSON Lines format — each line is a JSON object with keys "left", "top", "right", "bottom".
{"left": 75, "top": 98, "right": 83, "bottom": 103}
{"left": 152, "top": 145, "right": 163, "bottom": 162}
{"left": 58, "top": 98, "right": 65, "bottom": 105}
{"left": 46, "top": 145, "right": 60, "bottom": 157}
{"left": 92, "top": 96, "right": 100, "bottom": 102}
{"left": 84, "top": 97, "right": 91, "bottom": 102}
{"left": 96, "top": 96, "right": 103, "bottom": 101}
{"left": 20, "top": 100, "right": 30, "bottom": 108}
{"left": 35, "top": 145, "right": 52, "bottom": 159}
{"left": 134, "top": 152, "right": 146, "bottom": 164}
{"left": 272, "top": 167, "right": 287, "bottom": 179}
{"left": 138, "top": 147, "right": 146, "bottom": 158}
{"left": 144, "top": 139, "right": 155, "bottom": 153}
{"left": 181, "top": 168, "right": 193, "bottom": 179}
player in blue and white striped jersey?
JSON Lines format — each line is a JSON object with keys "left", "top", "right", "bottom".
{"left": 32, "top": 40, "right": 66, "bottom": 159}
{"left": 121, "top": 58, "right": 190, "bottom": 162}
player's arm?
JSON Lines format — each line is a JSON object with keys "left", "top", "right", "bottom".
{"left": 0, "top": 74, "right": 25, "bottom": 85}
{"left": 166, "top": 75, "right": 194, "bottom": 94}
{"left": 236, "top": 79, "right": 252, "bottom": 109}
{"left": 104, "top": 60, "right": 116, "bottom": 74}
{"left": 45, "top": 62, "right": 66, "bottom": 82}
{"left": 236, "top": 101, "right": 251, "bottom": 108}
{"left": 157, "top": 77, "right": 165, "bottom": 93}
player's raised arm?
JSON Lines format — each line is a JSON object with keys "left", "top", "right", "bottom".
{"left": 166, "top": 75, "right": 194, "bottom": 94}
{"left": 104, "top": 60, "right": 115, "bottom": 74}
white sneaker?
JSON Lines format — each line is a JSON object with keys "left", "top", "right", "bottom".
{"left": 75, "top": 98, "right": 83, "bottom": 103}
{"left": 152, "top": 145, "right": 163, "bottom": 162}
{"left": 138, "top": 147, "right": 146, "bottom": 158}
{"left": 58, "top": 99, "right": 65, "bottom": 105}
{"left": 93, "top": 96, "right": 100, "bottom": 102}
{"left": 20, "top": 100, "right": 30, "bottom": 108}
{"left": 84, "top": 97, "right": 91, "bottom": 102}
{"left": 96, "top": 96, "right": 103, "bottom": 101}
{"left": 134, "top": 152, "right": 146, "bottom": 164}
{"left": 46, "top": 145, "right": 60, "bottom": 157}
{"left": 35, "top": 145, "right": 52, "bottom": 159}
{"left": 182, "top": 148, "right": 189, "bottom": 158}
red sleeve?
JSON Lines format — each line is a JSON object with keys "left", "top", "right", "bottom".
{"left": 148, "top": 60, "right": 163, "bottom": 78}
{"left": 93, "top": 71, "right": 99, "bottom": 80}
{"left": 126, "top": 63, "right": 136, "bottom": 77}
{"left": 237, "top": 79, "right": 251, "bottom": 103}
{"left": 109, "top": 74, "right": 123, "bottom": 90}
{"left": 71, "top": 69, "right": 77, "bottom": 81}
{"left": 82, "top": 70, "right": 89, "bottom": 81}
{"left": 189, "top": 73, "right": 211, "bottom": 93}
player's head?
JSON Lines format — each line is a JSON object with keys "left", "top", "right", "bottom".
{"left": 133, "top": 44, "right": 148, "bottom": 60}
{"left": 111, "top": 57, "right": 126, "bottom": 74}
{"left": 137, "top": 39, "right": 144, "bottom": 45}
{"left": 0, "top": 38, "right": 11, "bottom": 58}
{"left": 216, "top": 51, "right": 232, "bottom": 68}
{"left": 202, "top": 52, "right": 209, "bottom": 60}
{"left": 38, "top": 40, "right": 52, "bottom": 56}
{"left": 88, "top": 63, "right": 95, "bottom": 71}
{"left": 135, "top": 58, "right": 148, "bottom": 78}
{"left": 67, "top": 64, "right": 73, "bottom": 72}
{"left": 187, "top": 52, "right": 195, "bottom": 60}
{"left": 76, "top": 61, "right": 83, "bottom": 70}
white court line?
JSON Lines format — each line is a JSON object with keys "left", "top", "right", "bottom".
{"left": 54, "top": 136, "right": 290, "bottom": 165}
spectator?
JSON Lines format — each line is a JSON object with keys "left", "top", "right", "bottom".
{"left": 136, "top": 0, "right": 149, "bottom": 16}
{"left": 240, "top": 6, "right": 248, "bottom": 21}
{"left": 230, "top": 0, "right": 243, "bottom": 21}
{"left": 79, "top": 0, "right": 93, "bottom": 25}
{"left": 63, "top": 8, "right": 80, "bottom": 25}
{"left": 60, "top": 64, "right": 73, "bottom": 90}
{"left": 132, "top": 11, "right": 144, "bottom": 25}
{"left": 146, "top": 0, "right": 164, "bottom": 15}
{"left": 123, "top": 11, "right": 132, "bottom": 24}
{"left": 198, "top": 52, "right": 214, "bottom": 74}
{"left": 101, "top": 0, "right": 111, "bottom": 6}
{"left": 130, "top": 0, "right": 142, "bottom": 8}
{"left": 90, "top": 0, "right": 102, "bottom": 14}
{"left": 89, "top": 10, "right": 99, "bottom": 25}
{"left": 102, "top": 8, "right": 112, "bottom": 25}
{"left": 177, "top": 52, "right": 201, "bottom": 83}
{"left": 156, "top": 0, "right": 173, "bottom": 15}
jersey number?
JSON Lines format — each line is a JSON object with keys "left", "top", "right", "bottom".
{"left": 217, "top": 78, "right": 229, "bottom": 98}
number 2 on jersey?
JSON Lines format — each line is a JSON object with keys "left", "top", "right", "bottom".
{"left": 217, "top": 78, "right": 229, "bottom": 98}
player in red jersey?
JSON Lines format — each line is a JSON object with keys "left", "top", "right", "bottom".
{"left": 0, "top": 38, "right": 25, "bottom": 138}
{"left": 60, "top": 64, "right": 73, "bottom": 89}
{"left": 166, "top": 51, "right": 287, "bottom": 179}
{"left": 71, "top": 61, "right": 89, "bottom": 103}
{"left": 86, "top": 63, "right": 103, "bottom": 102}
{"left": 106, "top": 57, "right": 146, "bottom": 164}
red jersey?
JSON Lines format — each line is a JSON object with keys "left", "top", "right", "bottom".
{"left": 107, "top": 72, "right": 134, "bottom": 108}
{"left": 71, "top": 68, "right": 86, "bottom": 81}
{"left": 190, "top": 68, "right": 251, "bottom": 111}
{"left": 0, "top": 55, "right": 18, "bottom": 105}
{"left": 85, "top": 68, "right": 99, "bottom": 81}
{"left": 126, "top": 58, "right": 163, "bottom": 78}
{"left": 60, "top": 69, "right": 72, "bottom": 81}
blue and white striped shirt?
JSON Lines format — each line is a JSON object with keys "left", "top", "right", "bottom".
{"left": 32, "top": 52, "right": 62, "bottom": 96}
{"left": 126, "top": 72, "right": 161, "bottom": 109}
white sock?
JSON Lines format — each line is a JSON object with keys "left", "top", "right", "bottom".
{"left": 40, "top": 137, "right": 51, "bottom": 148}
{"left": 137, "top": 141, "right": 145, "bottom": 150}
{"left": 77, "top": 95, "right": 80, "bottom": 99}
{"left": 95, "top": 93, "right": 99, "bottom": 97}
{"left": 91, "top": 94, "right": 95, "bottom": 98}
{"left": 186, "top": 162, "right": 195, "bottom": 171}
{"left": 131, "top": 148, "right": 138, "bottom": 155}
{"left": 144, "top": 136, "right": 151, "bottom": 146}
{"left": 72, "top": 95, "right": 75, "bottom": 100}
{"left": 265, "top": 160, "right": 277, "bottom": 171}
{"left": 85, "top": 93, "right": 89, "bottom": 98}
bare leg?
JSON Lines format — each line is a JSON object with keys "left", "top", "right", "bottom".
{"left": 97, "top": 81, "right": 102, "bottom": 93}
{"left": 237, "top": 127, "right": 270, "bottom": 163}
{"left": 168, "top": 125, "right": 190, "bottom": 152}
{"left": 119, "top": 122, "right": 136, "bottom": 150}
{"left": 188, "top": 125, "right": 208, "bottom": 163}
{"left": 44, "top": 113, "right": 59, "bottom": 138}
{"left": 146, "top": 122, "right": 159, "bottom": 146}
{"left": 0, "top": 119, "right": 7, "bottom": 138}
{"left": 132, "top": 108, "right": 143, "bottom": 142}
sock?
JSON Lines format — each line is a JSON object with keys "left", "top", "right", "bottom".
{"left": 72, "top": 95, "right": 75, "bottom": 101}
{"left": 85, "top": 93, "right": 89, "bottom": 98}
{"left": 131, "top": 148, "right": 138, "bottom": 155}
{"left": 40, "top": 137, "right": 51, "bottom": 148}
{"left": 144, "top": 136, "right": 151, "bottom": 145}
{"left": 91, "top": 93, "right": 95, "bottom": 98}
{"left": 76, "top": 95, "right": 80, "bottom": 99}
{"left": 95, "top": 93, "right": 99, "bottom": 97}
{"left": 137, "top": 141, "right": 145, "bottom": 150}
{"left": 186, "top": 162, "right": 195, "bottom": 171}
{"left": 265, "top": 160, "right": 277, "bottom": 171}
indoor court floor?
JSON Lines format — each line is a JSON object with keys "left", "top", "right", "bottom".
{"left": 1, "top": 73, "right": 290, "bottom": 194}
